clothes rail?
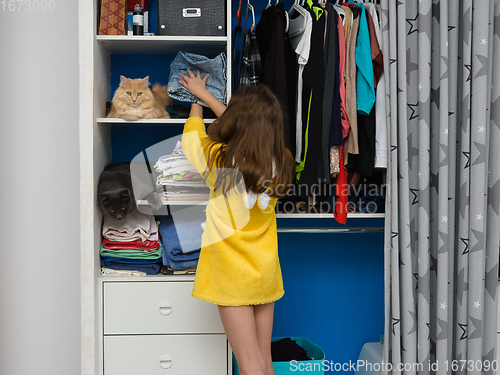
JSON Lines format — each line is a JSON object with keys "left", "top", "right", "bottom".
{"left": 277, "top": 227, "right": 383, "bottom": 233}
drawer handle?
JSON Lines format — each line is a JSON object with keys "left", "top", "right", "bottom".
{"left": 159, "top": 301, "right": 173, "bottom": 315}
{"left": 159, "top": 354, "right": 173, "bottom": 369}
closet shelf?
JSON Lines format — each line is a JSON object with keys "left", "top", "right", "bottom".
{"left": 137, "top": 200, "right": 385, "bottom": 219}
{"left": 100, "top": 274, "right": 195, "bottom": 282}
{"left": 276, "top": 213, "right": 385, "bottom": 219}
{"left": 277, "top": 227, "right": 384, "bottom": 233}
{"left": 139, "top": 200, "right": 209, "bottom": 206}
{"left": 96, "top": 36, "right": 228, "bottom": 55}
{"left": 97, "top": 118, "right": 215, "bottom": 124}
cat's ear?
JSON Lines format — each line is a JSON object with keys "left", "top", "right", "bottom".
{"left": 98, "top": 193, "right": 109, "bottom": 204}
{"left": 120, "top": 189, "right": 131, "bottom": 199}
{"left": 141, "top": 76, "right": 150, "bottom": 86}
{"left": 120, "top": 75, "right": 130, "bottom": 85}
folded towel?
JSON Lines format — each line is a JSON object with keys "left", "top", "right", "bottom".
{"left": 101, "top": 267, "right": 147, "bottom": 276}
{"left": 162, "top": 247, "right": 199, "bottom": 270}
{"left": 101, "top": 256, "right": 161, "bottom": 265}
{"left": 103, "top": 210, "right": 158, "bottom": 242}
{"left": 162, "top": 242, "right": 200, "bottom": 261}
{"left": 100, "top": 257, "right": 162, "bottom": 275}
{"left": 157, "top": 214, "right": 204, "bottom": 254}
{"left": 100, "top": 244, "right": 162, "bottom": 260}
{"left": 102, "top": 238, "right": 160, "bottom": 251}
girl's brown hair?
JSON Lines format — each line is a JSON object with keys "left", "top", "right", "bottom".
{"left": 204, "top": 85, "right": 295, "bottom": 197}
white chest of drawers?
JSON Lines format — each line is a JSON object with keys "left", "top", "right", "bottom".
{"left": 100, "top": 276, "right": 232, "bottom": 375}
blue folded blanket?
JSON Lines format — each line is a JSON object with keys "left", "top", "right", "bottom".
{"left": 157, "top": 214, "right": 204, "bottom": 255}
{"left": 101, "top": 256, "right": 160, "bottom": 265}
{"left": 101, "top": 257, "right": 162, "bottom": 275}
{"left": 162, "top": 249, "right": 199, "bottom": 270}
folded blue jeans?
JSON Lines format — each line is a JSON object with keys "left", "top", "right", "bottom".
{"left": 168, "top": 51, "right": 227, "bottom": 106}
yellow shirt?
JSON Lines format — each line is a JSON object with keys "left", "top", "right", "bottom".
{"left": 181, "top": 116, "right": 284, "bottom": 306}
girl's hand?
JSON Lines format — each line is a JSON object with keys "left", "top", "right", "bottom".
{"left": 179, "top": 69, "right": 210, "bottom": 99}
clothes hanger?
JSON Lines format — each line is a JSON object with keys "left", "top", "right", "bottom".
{"left": 266, "top": 0, "right": 279, "bottom": 8}
{"left": 244, "top": 0, "right": 256, "bottom": 32}
{"left": 265, "top": 0, "right": 288, "bottom": 32}
{"left": 305, "top": 0, "right": 324, "bottom": 19}
{"left": 288, "top": 0, "right": 308, "bottom": 39}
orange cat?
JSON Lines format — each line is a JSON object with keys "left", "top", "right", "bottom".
{"left": 108, "top": 76, "right": 172, "bottom": 120}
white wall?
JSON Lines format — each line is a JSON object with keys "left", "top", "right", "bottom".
{"left": 0, "top": 2, "right": 80, "bottom": 375}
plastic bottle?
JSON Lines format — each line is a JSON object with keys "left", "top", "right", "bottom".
{"left": 133, "top": 4, "right": 144, "bottom": 35}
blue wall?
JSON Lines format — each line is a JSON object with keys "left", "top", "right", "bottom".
{"left": 110, "top": 1, "right": 385, "bottom": 373}
{"left": 274, "top": 223, "right": 384, "bottom": 373}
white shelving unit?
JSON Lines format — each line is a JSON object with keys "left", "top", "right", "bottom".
{"left": 80, "top": 2, "right": 385, "bottom": 374}
{"left": 79, "top": 1, "right": 233, "bottom": 375}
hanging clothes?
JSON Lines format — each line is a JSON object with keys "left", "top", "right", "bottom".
{"left": 232, "top": 0, "right": 244, "bottom": 92}
{"left": 365, "top": 2, "right": 387, "bottom": 169}
{"left": 327, "top": 8, "right": 343, "bottom": 150}
{"left": 266, "top": 0, "right": 386, "bottom": 221}
{"left": 365, "top": 10, "right": 383, "bottom": 87}
{"left": 346, "top": 2, "right": 379, "bottom": 177}
{"left": 255, "top": 3, "right": 298, "bottom": 156}
{"left": 344, "top": 6, "right": 360, "bottom": 164}
{"left": 337, "top": 12, "right": 349, "bottom": 140}
{"left": 345, "top": 0, "right": 375, "bottom": 115}
{"left": 347, "top": 106, "right": 376, "bottom": 176}
{"left": 295, "top": 0, "right": 325, "bottom": 188}
{"left": 239, "top": 27, "right": 263, "bottom": 87}
{"left": 320, "top": 4, "right": 338, "bottom": 184}
{"left": 291, "top": 10, "right": 313, "bottom": 164}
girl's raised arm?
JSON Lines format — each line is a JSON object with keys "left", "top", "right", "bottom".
{"left": 179, "top": 69, "right": 227, "bottom": 118}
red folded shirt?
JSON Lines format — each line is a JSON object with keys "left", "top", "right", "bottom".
{"left": 102, "top": 238, "right": 160, "bottom": 251}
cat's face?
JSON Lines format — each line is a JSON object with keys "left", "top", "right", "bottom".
{"left": 98, "top": 188, "right": 135, "bottom": 220}
{"left": 115, "top": 76, "right": 153, "bottom": 106}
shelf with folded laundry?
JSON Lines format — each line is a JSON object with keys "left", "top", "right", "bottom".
{"left": 96, "top": 36, "right": 228, "bottom": 55}
{"left": 100, "top": 209, "right": 163, "bottom": 276}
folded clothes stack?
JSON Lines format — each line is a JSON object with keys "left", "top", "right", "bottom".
{"left": 154, "top": 140, "right": 210, "bottom": 201}
{"left": 102, "top": 209, "right": 159, "bottom": 242}
{"left": 157, "top": 215, "right": 204, "bottom": 271}
{"left": 100, "top": 210, "right": 162, "bottom": 275}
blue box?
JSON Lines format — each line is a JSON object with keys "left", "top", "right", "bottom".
{"left": 233, "top": 337, "right": 325, "bottom": 375}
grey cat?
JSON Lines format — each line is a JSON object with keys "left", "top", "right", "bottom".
{"left": 97, "top": 162, "right": 161, "bottom": 220}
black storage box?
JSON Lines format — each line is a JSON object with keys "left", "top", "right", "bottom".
{"left": 158, "top": 0, "right": 226, "bottom": 36}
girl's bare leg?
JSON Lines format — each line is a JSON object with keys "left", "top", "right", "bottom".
{"left": 218, "top": 305, "right": 267, "bottom": 375}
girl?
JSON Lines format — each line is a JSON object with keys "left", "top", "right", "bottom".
{"left": 179, "top": 69, "right": 294, "bottom": 375}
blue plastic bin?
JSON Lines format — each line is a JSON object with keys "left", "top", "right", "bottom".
{"left": 233, "top": 337, "right": 325, "bottom": 375}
